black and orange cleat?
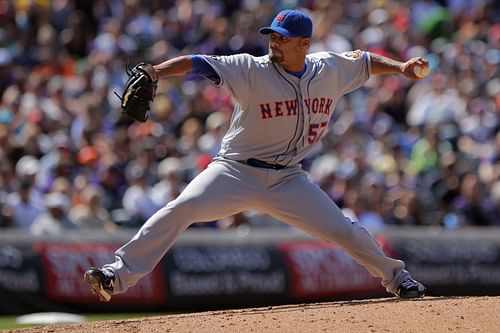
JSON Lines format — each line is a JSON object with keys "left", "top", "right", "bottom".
{"left": 83, "top": 267, "right": 115, "bottom": 302}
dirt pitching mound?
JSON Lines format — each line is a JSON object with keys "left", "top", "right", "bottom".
{"left": 6, "top": 296, "right": 500, "bottom": 333}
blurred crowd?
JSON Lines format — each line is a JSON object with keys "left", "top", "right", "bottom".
{"left": 0, "top": 0, "right": 499, "bottom": 235}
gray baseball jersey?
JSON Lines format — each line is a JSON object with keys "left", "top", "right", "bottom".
{"left": 203, "top": 51, "right": 370, "bottom": 165}
{"left": 103, "top": 50, "right": 412, "bottom": 297}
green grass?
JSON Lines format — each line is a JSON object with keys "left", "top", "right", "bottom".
{"left": 0, "top": 313, "right": 161, "bottom": 331}
{"left": 0, "top": 317, "right": 22, "bottom": 330}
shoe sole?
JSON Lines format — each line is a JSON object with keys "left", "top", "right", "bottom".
{"left": 399, "top": 287, "right": 426, "bottom": 299}
{"left": 83, "top": 271, "right": 112, "bottom": 302}
{"left": 400, "top": 291, "right": 425, "bottom": 299}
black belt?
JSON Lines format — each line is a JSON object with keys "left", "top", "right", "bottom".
{"left": 243, "top": 158, "right": 286, "bottom": 170}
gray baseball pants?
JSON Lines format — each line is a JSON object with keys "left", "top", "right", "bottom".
{"left": 104, "top": 158, "right": 409, "bottom": 295}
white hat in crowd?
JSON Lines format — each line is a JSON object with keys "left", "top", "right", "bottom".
{"left": 45, "top": 192, "right": 70, "bottom": 211}
{"left": 15, "top": 155, "right": 40, "bottom": 176}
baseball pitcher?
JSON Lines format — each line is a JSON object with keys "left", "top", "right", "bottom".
{"left": 85, "top": 9, "right": 428, "bottom": 302}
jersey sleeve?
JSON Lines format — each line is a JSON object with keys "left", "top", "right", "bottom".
{"left": 189, "top": 55, "right": 221, "bottom": 84}
{"left": 199, "top": 54, "right": 254, "bottom": 105}
{"left": 328, "top": 50, "right": 371, "bottom": 96}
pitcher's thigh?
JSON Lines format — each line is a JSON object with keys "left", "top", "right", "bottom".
{"left": 171, "top": 161, "right": 261, "bottom": 222}
{"left": 263, "top": 175, "right": 360, "bottom": 242}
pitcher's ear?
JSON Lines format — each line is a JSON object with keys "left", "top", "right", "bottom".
{"left": 301, "top": 37, "right": 311, "bottom": 48}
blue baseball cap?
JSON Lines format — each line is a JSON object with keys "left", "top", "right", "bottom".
{"left": 259, "top": 9, "right": 313, "bottom": 38}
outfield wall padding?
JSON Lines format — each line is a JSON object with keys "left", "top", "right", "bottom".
{"left": 1, "top": 227, "right": 499, "bottom": 314}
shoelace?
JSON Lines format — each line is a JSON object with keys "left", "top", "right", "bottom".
{"left": 400, "top": 279, "right": 418, "bottom": 289}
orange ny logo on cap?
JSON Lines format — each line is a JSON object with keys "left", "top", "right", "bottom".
{"left": 276, "top": 14, "right": 286, "bottom": 24}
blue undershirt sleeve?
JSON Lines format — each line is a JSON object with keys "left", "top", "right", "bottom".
{"left": 189, "top": 55, "right": 220, "bottom": 84}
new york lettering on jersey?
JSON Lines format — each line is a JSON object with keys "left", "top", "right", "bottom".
{"left": 259, "top": 97, "right": 333, "bottom": 119}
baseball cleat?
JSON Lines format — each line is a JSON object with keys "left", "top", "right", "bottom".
{"left": 83, "top": 267, "right": 115, "bottom": 302}
{"left": 395, "top": 277, "right": 426, "bottom": 299}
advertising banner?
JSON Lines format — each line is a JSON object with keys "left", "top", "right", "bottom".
{"left": 0, "top": 242, "right": 46, "bottom": 314}
{"left": 32, "top": 242, "right": 167, "bottom": 305}
{"left": 162, "top": 244, "right": 289, "bottom": 306}
{"left": 278, "top": 241, "right": 386, "bottom": 300}
{"left": 390, "top": 237, "right": 500, "bottom": 295}
{"left": 2, "top": 228, "right": 500, "bottom": 314}
{"left": 0, "top": 243, "right": 43, "bottom": 295}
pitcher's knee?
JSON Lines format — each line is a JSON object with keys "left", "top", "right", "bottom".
{"left": 162, "top": 198, "right": 193, "bottom": 218}
{"left": 327, "top": 219, "right": 372, "bottom": 246}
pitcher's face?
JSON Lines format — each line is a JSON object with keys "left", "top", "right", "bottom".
{"left": 268, "top": 33, "right": 310, "bottom": 70}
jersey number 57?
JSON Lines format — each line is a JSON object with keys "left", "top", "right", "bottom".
{"left": 308, "top": 122, "right": 328, "bottom": 144}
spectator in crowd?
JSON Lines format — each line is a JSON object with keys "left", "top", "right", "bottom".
{"left": 0, "top": 202, "right": 11, "bottom": 227}
{"left": 0, "top": 160, "right": 15, "bottom": 196}
{"left": 37, "top": 132, "right": 76, "bottom": 192}
{"left": 30, "top": 192, "right": 77, "bottom": 235}
{"left": 452, "top": 172, "right": 495, "bottom": 227}
{"left": 68, "top": 184, "right": 117, "bottom": 233}
{"left": 151, "top": 157, "right": 186, "bottom": 207}
{"left": 341, "top": 189, "right": 385, "bottom": 232}
{"left": 14, "top": 155, "right": 45, "bottom": 208}
{"left": 198, "top": 111, "right": 229, "bottom": 158}
{"left": 97, "top": 162, "right": 128, "bottom": 213}
{"left": 6, "top": 177, "right": 45, "bottom": 230}
{"left": 406, "top": 73, "right": 467, "bottom": 127}
{"left": 121, "top": 163, "right": 160, "bottom": 227}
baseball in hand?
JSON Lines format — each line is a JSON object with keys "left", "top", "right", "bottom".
{"left": 413, "top": 64, "right": 430, "bottom": 78}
